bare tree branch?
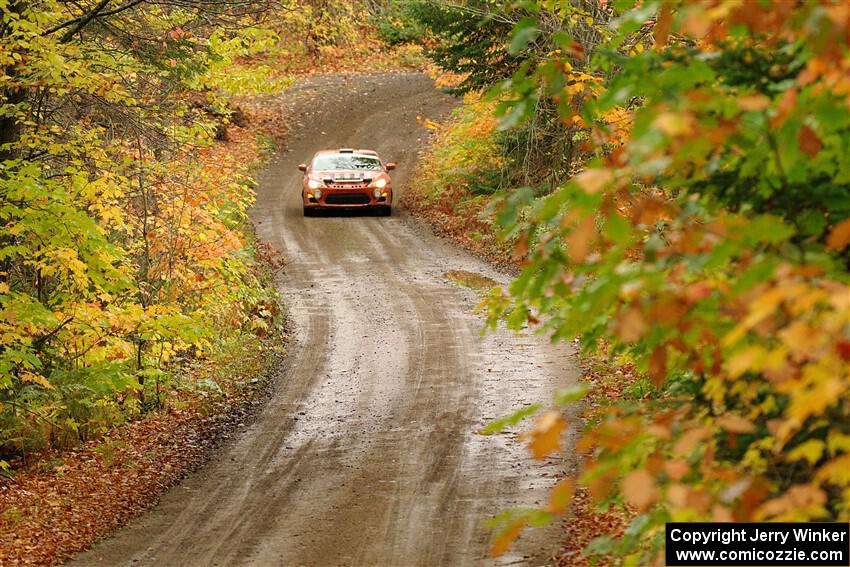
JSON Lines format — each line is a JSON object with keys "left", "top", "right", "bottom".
{"left": 57, "top": 0, "right": 112, "bottom": 43}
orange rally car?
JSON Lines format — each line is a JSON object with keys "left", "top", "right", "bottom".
{"left": 299, "top": 148, "right": 396, "bottom": 216}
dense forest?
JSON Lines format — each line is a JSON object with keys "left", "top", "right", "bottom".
{"left": 1, "top": 0, "right": 849, "bottom": 565}
{"left": 0, "top": 0, "right": 413, "bottom": 459}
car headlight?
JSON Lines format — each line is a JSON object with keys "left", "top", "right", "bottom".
{"left": 373, "top": 188, "right": 382, "bottom": 198}
{"left": 313, "top": 188, "right": 322, "bottom": 199}
{"left": 307, "top": 179, "right": 323, "bottom": 190}
{"left": 371, "top": 178, "right": 387, "bottom": 189}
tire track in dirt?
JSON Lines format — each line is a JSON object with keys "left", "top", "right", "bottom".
{"left": 70, "top": 72, "right": 580, "bottom": 567}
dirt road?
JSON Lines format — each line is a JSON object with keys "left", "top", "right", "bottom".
{"left": 71, "top": 72, "right": 579, "bottom": 566}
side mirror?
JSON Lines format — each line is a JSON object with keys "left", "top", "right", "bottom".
{"left": 386, "top": 162, "right": 397, "bottom": 171}
{"left": 298, "top": 163, "right": 307, "bottom": 172}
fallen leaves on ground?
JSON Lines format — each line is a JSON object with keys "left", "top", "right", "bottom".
{"left": 554, "top": 488, "right": 627, "bottom": 567}
{"left": 0, "top": 336, "right": 283, "bottom": 566}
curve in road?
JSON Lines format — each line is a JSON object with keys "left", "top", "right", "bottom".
{"left": 70, "top": 72, "right": 579, "bottom": 567}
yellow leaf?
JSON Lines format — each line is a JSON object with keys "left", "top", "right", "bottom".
{"left": 827, "top": 432, "right": 850, "bottom": 455}
{"left": 787, "top": 439, "right": 825, "bottom": 465}
{"left": 787, "top": 362, "right": 843, "bottom": 423}
{"left": 723, "top": 288, "right": 785, "bottom": 346}
{"left": 652, "top": 111, "right": 692, "bottom": 136}
{"left": 778, "top": 321, "right": 824, "bottom": 361}
{"left": 523, "top": 410, "right": 566, "bottom": 460}
{"left": 815, "top": 455, "right": 850, "bottom": 486}
{"left": 622, "top": 469, "right": 658, "bottom": 512}
{"left": 0, "top": 282, "right": 9, "bottom": 294}
{"left": 21, "top": 372, "right": 53, "bottom": 390}
{"left": 726, "top": 345, "right": 766, "bottom": 378}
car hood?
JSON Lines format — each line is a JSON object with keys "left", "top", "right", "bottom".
{"left": 313, "top": 169, "right": 382, "bottom": 181}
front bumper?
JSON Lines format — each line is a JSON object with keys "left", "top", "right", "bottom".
{"left": 304, "top": 186, "right": 392, "bottom": 208}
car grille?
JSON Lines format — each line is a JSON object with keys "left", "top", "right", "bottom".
{"left": 327, "top": 183, "right": 368, "bottom": 189}
{"left": 325, "top": 193, "right": 371, "bottom": 205}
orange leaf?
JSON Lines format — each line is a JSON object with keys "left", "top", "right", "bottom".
{"left": 648, "top": 346, "right": 667, "bottom": 387}
{"left": 574, "top": 168, "right": 613, "bottom": 194}
{"left": 512, "top": 232, "right": 529, "bottom": 261}
{"left": 567, "top": 215, "right": 597, "bottom": 263}
{"left": 614, "top": 307, "right": 648, "bottom": 342}
{"left": 547, "top": 478, "right": 575, "bottom": 514}
{"left": 716, "top": 413, "right": 756, "bottom": 434}
{"left": 588, "top": 469, "right": 616, "bottom": 503}
{"left": 826, "top": 218, "right": 850, "bottom": 251}
{"left": 663, "top": 459, "right": 690, "bottom": 481}
{"left": 524, "top": 410, "right": 566, "bottom": 460}
{"left": 772, "top": 88, "right": 798, "bottom": 127}
{"left": 490, "top": 518, "right": 526, "bottom": 557}
{"left": 622, "top": 469, "right": 658, "bottom": 512}
{"left": 836, "top": 340, "right": 850, "bottom": 361}
{"left": 738, "top": 94, "right": 770, "bottom": 111}
{"left": 757, "top": 484, "right": 826, "bottom": 521}
{"left": 798, "top": 124, "right": 822, "bottom": 158}
{"left": 673, "top": 427, "right": 711, "bottom": 456}
{"left": 654, "top": 3, "right": 673, "bottom": 50}
{"left": 681, "top": 6, "right": 711, "bottom": 38}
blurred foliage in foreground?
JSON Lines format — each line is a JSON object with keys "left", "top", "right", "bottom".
{"left": 409, "top": 0, "right": 850, "bottom": 563}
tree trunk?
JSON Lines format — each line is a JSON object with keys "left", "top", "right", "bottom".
{"left": 0, "top": 1, "right": 27, "bottom": 162}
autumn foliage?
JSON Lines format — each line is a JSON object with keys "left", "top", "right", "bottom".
{"left": 0, "top": 1, "right": 290, "bottom": 464}
{"left": 0, "top": 0, "right": 416, "bottom": 466}
{"left": 407, "top": 0, "right": 850, "bottom": 563}
{"left": 485, "top": 0, "right": 850, "bottom": 562}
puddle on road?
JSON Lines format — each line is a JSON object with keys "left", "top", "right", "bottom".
{"left": 442, "top": 270, "right": 499, "bottom": 291}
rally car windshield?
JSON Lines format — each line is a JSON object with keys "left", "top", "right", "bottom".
{"left": 313, "top": 154, "right": 382, "bottom": 171}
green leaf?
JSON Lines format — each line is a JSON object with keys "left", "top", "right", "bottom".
{"left": 478, "top": 403, "right": 541, "bottom": 435}
{"left": 553, "top": 384, "right": 589, "bottom": 405}
{"left": 508, "top": 17, "right": 541, "bottom": 55}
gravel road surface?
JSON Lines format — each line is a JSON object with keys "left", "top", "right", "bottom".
{"left": 70, "top": 72, "right": 579, "bottom": 567}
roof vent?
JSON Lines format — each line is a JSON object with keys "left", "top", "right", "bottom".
{"left": 339, "top": 148, "right": 354, "bottom": 153}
